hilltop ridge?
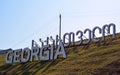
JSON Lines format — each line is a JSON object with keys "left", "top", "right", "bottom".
{"left": 0, "top": 33, "right": 120, "bottom": 75}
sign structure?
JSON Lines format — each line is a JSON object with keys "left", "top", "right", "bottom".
{"left": 6, "top": 23, "right": 116, "bottom": 64}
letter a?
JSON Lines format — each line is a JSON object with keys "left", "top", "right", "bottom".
{"left": 54, "top": 40, "right": 66, "bottom": 59}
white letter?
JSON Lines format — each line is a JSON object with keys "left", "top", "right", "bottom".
{"left": 30, "top": 46, "right": 39, "bottom": 61}
{"left": 50, "top": 44, "right": 54, "bottom": 60}
{"left": 63, "top": 32, "right": 75, "bottom": 47}
{"left": 92, "top": 26, "right": 102, "bottom": 43}
{"left": 13, "top": 49, "right": 21, "bottom": 63}
{"left": 75, "top": 30, "right": 83, "bottom": 46}
{"left": 40, "top": 45, "right": 50, "bottom": 61}
{"left": 30, "top": 40, "right": 40, "bottom": 61}
{"left": 102, "top": 23, "right": 116, "bottom": 41}
{"left": 21, "top": 47, "right": 31, "bottom": 63}
{"left": 54, "top": 40, "right": 66, "bottom": 59}
{"left": 6, "top": 51, "right": 13, "bottom": 64}
{"left": 83, "top": 29, "right": 91, "bottom": 44}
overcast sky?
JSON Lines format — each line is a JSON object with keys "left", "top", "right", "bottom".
{"left": 0, "top": 0, "right": 120, "bottom": 49}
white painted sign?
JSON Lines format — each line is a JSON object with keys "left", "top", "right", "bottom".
{"left": 6, "top": 23, "right": 116, "bottom": 64}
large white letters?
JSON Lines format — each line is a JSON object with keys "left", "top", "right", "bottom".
{"left": 6, "top": 23, "right": 116, "bottom": 64}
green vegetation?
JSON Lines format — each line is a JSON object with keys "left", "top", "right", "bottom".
{"left": 0, "top": 33, "right": 120, "bottom": 75}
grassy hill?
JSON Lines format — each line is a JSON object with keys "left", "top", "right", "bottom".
{"left": 0, "top": 33, "right": 120, "bottom": 75}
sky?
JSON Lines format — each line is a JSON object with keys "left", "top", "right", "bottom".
{"left": 0, "top": 0, "right": 120, "bottom": 49}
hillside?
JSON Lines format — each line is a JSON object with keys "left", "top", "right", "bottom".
{"left": 0, "top": 33, "right": 120, "bottom": 75}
